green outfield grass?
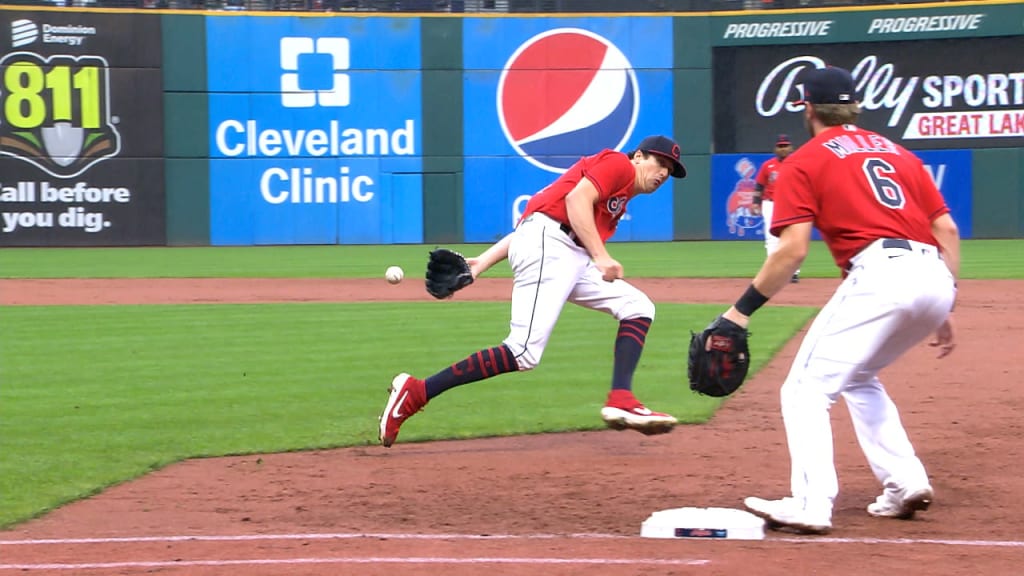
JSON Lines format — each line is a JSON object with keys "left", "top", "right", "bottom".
{"left": 2, "top": 239, "right": 1021, "bottom": 279}
{"left": 0, "top": 301, "right": 814, "bottom": 528}
{"left": 0, "top": 237, "right": 1018, "bottom": 529}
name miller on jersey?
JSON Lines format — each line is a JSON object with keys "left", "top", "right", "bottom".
{"left": 822, "top": 132, "right": 899, "bottom": 160}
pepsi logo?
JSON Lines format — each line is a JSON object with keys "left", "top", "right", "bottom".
{"left": 497, "top": 28, "right": 639, "bottom": 173}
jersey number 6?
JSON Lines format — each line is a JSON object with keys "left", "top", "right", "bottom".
{"left": 862, "top": 158, "right": 905, "bottom": 209}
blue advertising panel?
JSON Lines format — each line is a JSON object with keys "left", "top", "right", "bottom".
{"left": 914, "top": 149, "right": 973, "bottom": 239}
{"left": 462, "top": 18, "right": 675, "bottom": 243}
{"left": 711, "top": 149, "right": 973, "bottom": 242}
{"left": 710, "top": 153, "right": 772, "bottom": 242}
{"left": 207, "top": 17, "right": 422, "bottom": 245}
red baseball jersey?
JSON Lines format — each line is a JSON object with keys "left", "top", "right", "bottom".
{"left": 519, "top": 149, "right": 636, "bottom": 243}
{"left": 770, "top": 125, "right": 949, "bottom": 271}
{"left": 755, "top": 157, "right": 784, "bottom": 202}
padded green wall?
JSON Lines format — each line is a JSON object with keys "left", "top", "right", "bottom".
{"left": 673, "top": 16, "right": 712, "bottom": 239}
{"left": 161, "top": 15, "right": 210, "bottom": 246}
{"left": 972, "top": 148, "right": 1024, "bottom": 238}
{"left": 421, "top": 18, "right": 464, "bottom": 244}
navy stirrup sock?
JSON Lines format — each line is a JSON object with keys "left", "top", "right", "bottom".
{"left": 425, "top": 344, "right": 519, "bottom": 399}
{"left": 611, "top": 317, "right": 651, "bottom": 391}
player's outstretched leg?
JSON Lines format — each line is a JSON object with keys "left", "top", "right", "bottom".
{"left": 378, "top": 373, "right": 427, "bottom": 448}
{"left": 601, "top": 390, "right": 677, "bottom": 435}
{"left": 379, "top": 345, "right": 519, "bottom": 447}
{"left": 598, "top": 316, "right": 677, "bottom": 434}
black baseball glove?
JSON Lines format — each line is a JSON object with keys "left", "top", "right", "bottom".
{"left": 687, "top": 315, "right": 751, "bottom": 397}
{"left": 425, "top": 248, "right": 475, "bottom": 299}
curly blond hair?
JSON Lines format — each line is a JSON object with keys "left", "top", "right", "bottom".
{"left": 814, "top": 102, "right": 861, "bottom": 126}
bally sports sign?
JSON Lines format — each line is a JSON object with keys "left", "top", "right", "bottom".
{"left": 756, "top": 55, "right": 1024, "bottom": 140}
{"left": 713, "top": 35, "right": 1024, "bottom": 152}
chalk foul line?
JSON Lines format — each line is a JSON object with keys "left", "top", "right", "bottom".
{"left": 1, "top": 531, "right": 1022, "bottom": 548}
{"left": 0, "top": 557, "right": 711, "bottom": 570}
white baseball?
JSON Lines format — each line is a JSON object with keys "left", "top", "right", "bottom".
{"left": 385, "top": 265, "right": 404, "bottom": 284}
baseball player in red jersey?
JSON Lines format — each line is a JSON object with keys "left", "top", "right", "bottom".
{"left": 753, "top": 133, "right": 800, "bottom": 282}
{"left": 379, "top": 135, "right": 687, "bottom": 447}
{"left": 705, "top": 66, "right": 960, "bottom": 533}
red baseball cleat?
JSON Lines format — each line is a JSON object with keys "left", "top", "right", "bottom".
{"left": 600, "top": 390, "right": 677, "bottom": 435}
{"left": 378, "top": 373, "right": 427, "bottom": 448}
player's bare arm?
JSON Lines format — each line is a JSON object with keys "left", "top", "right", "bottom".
{"left": 931, "top": 213, "right": 961, "bottom": 282}
{"left": 722, "top": 221, "right": 812, "bottom": 328}
{"left": 929, "top": 212, "right": 961, "bottom": 358}
{"left": 566, "top": 178, "right": 623, "bottom": 281}
{"left": 930, "top": 316, "right": 955, "bottom": 359}
{"left": 467, "top": 233, "right": 513, "bottom": 279}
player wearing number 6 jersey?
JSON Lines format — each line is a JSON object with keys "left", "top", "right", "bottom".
{"left": 709, "top": 66, "right": 960, "bottom": 534}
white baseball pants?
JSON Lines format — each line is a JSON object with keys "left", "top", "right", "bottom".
{"left": 779, "top": 238, "right": 955, "bottom": 517}
{"left": 502, "top": 213, "right": 654, "bottom": 371}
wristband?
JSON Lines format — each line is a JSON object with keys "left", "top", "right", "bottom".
{"left": 735, "top": 284, "right": 769, "bottom": 316}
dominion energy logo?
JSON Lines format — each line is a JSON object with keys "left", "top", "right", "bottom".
{"left": 0, "top": 51, "right": 121, "bottom": 178}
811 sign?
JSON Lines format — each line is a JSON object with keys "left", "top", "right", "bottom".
{"left": 0, "top": 51, "right": 121, "bottom": 179}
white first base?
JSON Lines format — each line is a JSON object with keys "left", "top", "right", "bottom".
{"left": 640, "top": 507, "right": 765, "bottom": 540}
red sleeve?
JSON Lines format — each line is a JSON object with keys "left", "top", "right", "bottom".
{"left": 581, "top": 152, "right": 634, "bottom": 200}
{"left": 755, "top": 161, "right": 770, "bottom": 188}
{"left": 769, "top": 162, "right": 816, "bottom": 237}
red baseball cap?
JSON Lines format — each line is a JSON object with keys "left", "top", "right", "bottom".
{"left": 636, "top": 135, "right": 687, "bottom": 179}
{"left": 775, "top": 134, "right": 791, "bottom": 146}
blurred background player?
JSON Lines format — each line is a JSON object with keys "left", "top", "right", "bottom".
{"left": 754, "top": 134, "right": 800, "bottom": 283}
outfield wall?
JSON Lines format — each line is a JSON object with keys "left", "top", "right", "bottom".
{"left": 0, "top": 10, "right": 166, "bottom": 247}
{"left": 0, "top": 1, "right": 1021, "bottom": 247}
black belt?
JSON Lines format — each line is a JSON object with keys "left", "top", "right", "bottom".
{"left": 882, "top": 238, "right": 942, "bottom": 261}
{"left": 882, "top": 239, "right": 912, "bottom": 251}
{"left": 848, "top": 238, "right": 936, "bottom": 273}
{"left": 559, "top": 223, "right": 584, "bottom": 247}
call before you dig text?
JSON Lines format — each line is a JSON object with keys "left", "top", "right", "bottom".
{"left": 0, "top": 181, "right": 130, "bottom": 233}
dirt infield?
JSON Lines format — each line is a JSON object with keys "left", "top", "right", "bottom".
{"left": 2, "top": 277, "right": 1022, "bottom": 575}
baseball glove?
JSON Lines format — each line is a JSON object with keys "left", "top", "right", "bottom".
{"left": 425, "top": 248, "right": 475, "bottom": 299}
{"left": 687, "top": 315, "right": 751, "bottom": 397}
